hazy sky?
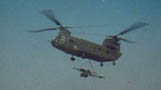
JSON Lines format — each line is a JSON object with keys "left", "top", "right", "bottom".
{"left": 1, "top": 0, "right": 161, "bottom": 90}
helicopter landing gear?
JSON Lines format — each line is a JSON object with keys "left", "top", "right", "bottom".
{"left": 112, "top": 61, "right": 116, "bottom": 66}
{"left": 82, "top": 53, "right": 86, "bottom": 59}
{"left": 71, "top": 56, "right": 75, "bottom": 61}
{"left": 100, "top": 62, "right": 103, "bottom": 67}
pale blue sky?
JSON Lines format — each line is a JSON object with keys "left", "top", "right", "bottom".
{"left": 0, "top": 0, "right": 161, "bottom": 90}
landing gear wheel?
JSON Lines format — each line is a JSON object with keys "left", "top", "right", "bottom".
{"left": 100, "top": 63, "right": 103, "bottom": 67}
{"left": 71, "top": 56, "right": 75, "bottom": 61}
{"left": 82, "top": 53, "right": 86, "bottom": 59}
{"left": 112, "top": 61, "right": 116, "bottom": 66}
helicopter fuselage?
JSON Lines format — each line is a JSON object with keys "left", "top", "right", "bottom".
{"left": 51, "top": 30, "right": 122, "bottom": 63}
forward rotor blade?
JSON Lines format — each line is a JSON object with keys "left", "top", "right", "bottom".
{"left": 68, "top": 24, "right": 109, "bottom": 29}
{"left": 28, "top": 27, "right": 59, "bottom": 33}
{"left": 119, "top": 38, "right": 136, "bottom": 43}
{"left": 116, "top": 22, "right": 148, "bottom": 36}
{"left": 41, "top": 10, "right": 63, "bottom": 26}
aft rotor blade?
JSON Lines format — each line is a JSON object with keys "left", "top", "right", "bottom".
{"left": 106, "top": 35, "right": 115, "bottom": 38}
{"left": 28, "top": 27, "right": 59, "bottom": 33}
{"left": 41, "top": 10, "right": 63, "bottom": 26}
{"left": 116, "top": 22, "right": 148, "bottom": 36}
{"left": 119, "top": 38, "right": 136, "bottom": 43}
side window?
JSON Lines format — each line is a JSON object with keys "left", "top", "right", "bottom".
{"left": 106, "top": 45, "right": 116, "bottom": 50}
{"left": 106, "top": 50, "right": 109, "bottom": 54}
{"left": 59, "top": 36, "right": 66, "bottom": 44}
{"left": 98, "top": 48, "right": 101, "bottom": 51}
{"left": 60, "top": 36, "right": 66, "bottom": 41}
{"left": 69, "top": 39, "right": 74, "bottom": 43}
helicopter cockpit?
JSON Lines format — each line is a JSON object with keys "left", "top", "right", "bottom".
{"left": 53, "top": 29, "right": 70, "bottom": 44}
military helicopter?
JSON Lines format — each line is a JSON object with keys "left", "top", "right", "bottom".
{"left": 30, "top": 10, "right": 148, "bottom": 67}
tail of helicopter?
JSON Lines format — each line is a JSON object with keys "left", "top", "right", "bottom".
{"left": 101, "top": 22, "right": 148, "bottom": 66}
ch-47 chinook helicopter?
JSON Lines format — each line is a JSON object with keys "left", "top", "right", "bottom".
{"left": 30, "top": 10, "right": 148, "bottom": 67}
